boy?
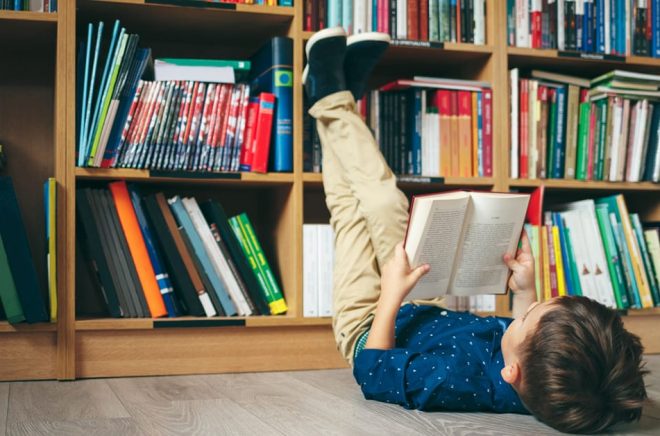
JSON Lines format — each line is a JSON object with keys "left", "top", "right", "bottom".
{"left": 303, "top": 28, "right": 648, "bottom": 434}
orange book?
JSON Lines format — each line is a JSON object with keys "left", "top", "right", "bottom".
{"left": 457, "top": 91, "right": 473, "bottom": 177}
{"left": 471, "top": 92, "right": 479, "bottom": 177}
{"left": 109, "top": 181, "right": 167, "bottom": 318}
{"left": 436, "top": 90, "right": 452, "bottom": 176}
{"left": 449, "top": 91, "right": 460, "bottom": 176}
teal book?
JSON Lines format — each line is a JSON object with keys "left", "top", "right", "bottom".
{"left": 0, "top": 234, "right": 25, "bottom": 324}
{"left": 562, "top": 226, "right": 583, "bottom": 297}
{"left": 610, "top": 216, "right": 642, "bottom": 309}
{"left": 430, "top": 0, "right": 440, "bottom": 41}
{"left": 168, "top": 196, "right": 237, "bottom": 316}
{"left": 596, "top": 206, "right": 629, "bottom": 309}
{"left": 327, "top": 0, "right": 342, "bottom": 27}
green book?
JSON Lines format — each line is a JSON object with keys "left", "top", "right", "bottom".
{"left": 596, "top": 206, "right": 629, "bottom": 309}
{"left": 594, "top": 99, "right": 608, "bottom": 180}
{"left": 575, "top": 101, "right": 591, "bottom": 180}
{"left": 234, "top": 213, "right": 288, "bottom": 315}
{"left": 562, "top": 226, "right": 583, "bottom": 297}
{"left": 429, "top": 0, "right": 440, "bottom": 41}
{"left": 631, "top": 214, "right": 660, "bottom": 306}
{"left": 0, "top": 234, "right": 25, "bottom": 324}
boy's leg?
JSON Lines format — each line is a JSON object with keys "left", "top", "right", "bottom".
{"left": 310, "top": 91, "right": 409, "bottom": 269}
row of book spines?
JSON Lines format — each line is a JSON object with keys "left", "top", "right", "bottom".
{"left": 77, "top": 182, "right": 285, "bottom": 319}
{"left": 511, "top": 79, "right": 659, "bottom": 182}
{"left": 508, "top": 0, "right": 660, "bottom": 57}
{"left": 363, "top": 87, "right": 492, "bottom": 177}
{"left": 0, "top": 0, "right": 55, "bottom": 12}
{"left": 215, "top": 0, "right": 292, "bottom": 5}
{"left": 302, "top": 224, "right": 334, "bottom": 318}
{"left": 442, "top": 295, "right": 497, "bottom": 312}
{"left": 304, "top": 0, "right": 486, "bottom": 45}
{"left": 90, "top": 79, "right": 275, "bottom": 174}
{"left": 526, "top": 205, "right": 660, "bottom": 310}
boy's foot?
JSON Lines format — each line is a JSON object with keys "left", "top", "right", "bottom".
{"left": 344, "top": 32, "right": 391, "bottom": 101}
{"left": 303, "top": 27, "right": 347, "bottom": 106}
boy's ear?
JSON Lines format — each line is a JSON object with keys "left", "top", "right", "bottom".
{"left": 501, "top": 362, "right": 521, "bottom": 386}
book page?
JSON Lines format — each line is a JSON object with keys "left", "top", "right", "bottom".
{"left": 406, "top": 194, "right": 470, "bottom": 300}
{"left": 449, "top": 193, "right": 530, "bottom": 296}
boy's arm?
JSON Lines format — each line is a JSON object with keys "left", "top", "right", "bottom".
{"left": 504, "top": 230, "right": 537, "bottom": 319}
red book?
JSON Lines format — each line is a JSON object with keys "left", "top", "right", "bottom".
{"left": 531, "top": 1, "right": 542, "bottom": 48}
{"left": 251, "top": 93, "right": 276, "bottom": 173}
{"left": 215, "top": 85, "right": 236, "bottom": 169}
{"left": 449, "top": 91, "right": 460, "bottom": 176}
{"left": 482, "top": 87, "right": 493, "bottom": 177}
{"left": 437, "top": 90, "right": 452, "bottom": 177}
{"left": 545, "top": 222, "right": 559, "bottom": 298}
{"left": 519, "top": 79, "right": 529, "bottom": 179}
{"left": 304, "top": 0, "right": 312, "bottom": 31}
{"left": 240, "top": 97, "right": 260, "bottom": 171}
{"left": 231, "top": 85, "right": 251, "bottom": 171}
{"left": 457, "top": 90, "right": 473, "bottom": 177}
{"left": 586, "top": 102, "right": 598, "bottom": 180}
{"left": 408, "top": 0, "right": 419, "bottom": 40}
{"left": 209, "top": 84, "right": 230, "bottom": 150}
{"left": 203, "top": 84, "right": 223, "bottom": 170}
{"left": 318, "top": 0, "right": 326, "bottom": 29}
{"left": 525, "top": 185, "right": 545, "bottom": 226}
{"left": 181, "top": 82, "right": 201, "bottom": 162}
{"left": 174, "top": 82, "right": 193, "bottom": 148}
{"left": 420, "top": 0, "right": 429, "bottom": 41}
{"left": 124, "top": 82, "right": 153, "bottom": 154}
{"left": 220, "top": 86, "right": 242, "bottom": 171}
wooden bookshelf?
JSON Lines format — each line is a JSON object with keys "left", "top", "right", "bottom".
{"left": 0, "top": 0, "right": 658, "bottom": 382}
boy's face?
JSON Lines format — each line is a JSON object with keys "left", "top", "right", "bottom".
{"left": 500, "top": 300, "right": 556, "bottom": 388}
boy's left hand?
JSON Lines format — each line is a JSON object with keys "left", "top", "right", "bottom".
{"left": 380, "top": 242, "right": 430, "bottom": 306}
{"left": 503, "top": 230, "right": 536, "bottom": 296}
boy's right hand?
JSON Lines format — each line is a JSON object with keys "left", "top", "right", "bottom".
{"left": 379, "top": 242, "right": 430, "bottom": 307}
{"left": 503, "top": 230, "right": 536, "bottom": 296}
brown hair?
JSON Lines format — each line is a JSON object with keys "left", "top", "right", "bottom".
{"left": 518, "top": 296, "right": 648, "bottom": 434}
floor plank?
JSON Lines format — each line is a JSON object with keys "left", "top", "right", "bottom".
{"left": 0, "top": 383, "right": 8, "bottom": 436}
{"left": 7, "top": 418, "right": 142, "bottom": 436}
{"left": 7, "top": 379, "right": 128, "bottom": 424}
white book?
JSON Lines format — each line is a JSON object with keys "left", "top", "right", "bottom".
{"left": 405, "top": 191, "right": 530, "bottom": 300}
{"left": 29, "top": 1, "right": 45, "bottom": 13}
{"left": 516, "top": 0, "right": 530, "bottom": 48}
{"left": 616, "top": 99, "right": 631, "bottom": 181}
{"left": 557, "top": 0, "right": 565, "bottom": 50}
{"left": 558, "top": 201, "right": 616, "bottom": 308}
{"left": 303, "top": 225, "right": 319, "bottom": 317}
{"left": 397, "top": 0, "right": 407, "bottom": 40}
{"left": 510, "top": 69, "right": 520, "bottom": 178}
{"left": 473, "top": 0, "right": 485, "bottom": 45}
{"left": 318, "top": 225, "right": 334, "bottom": 317}
{"left": 182, "top": 197, "right": 253, "bottom": 316}
{"left": 354, "top": 0, "right": 367, "bottom": 34}
{"left": 604, "top": 0, "right": 610, "bottom": 53}
{"left": 608, "top": 97, "right": 624, "bottom": 181}
{"left": 154, "top": 60, "right": 235, "bottom": 83}
{"left": 627, "top": 100, "right": 649, "bottom": 182}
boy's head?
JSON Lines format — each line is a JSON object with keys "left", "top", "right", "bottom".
{"left": 500, "top": 296, "right": 648, "bottom": 434}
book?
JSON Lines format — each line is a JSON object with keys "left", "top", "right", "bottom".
{"left": 0, "top": 234, "right": 25, "bottom": 324}
{"left": 44, "top": 178, "right": 57, "bottom": 321}
{"left": 303, "top": 224, "right": 319, "bottom": 317}
{"left": 0, "top": 177, "right": 48, "bottom": 323}
{"left": 154, "top": 58, "right": 250, "bottom": 83}
{"left": 250, "top": 37, "right": 293, "bottom": 172}
{"left": 404, "top": 191, "right": 530, "bottom": 299}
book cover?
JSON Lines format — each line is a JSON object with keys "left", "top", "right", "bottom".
{"left": 249, "top": 37, "right": 293, "bottom": 172}
{"left": 0, "top": 234, "right": 25, "bottom": 323}
{"left": 0, "top": 177, "right": 48, "bottom": 323}
{"left": 595, "top": 205, "right": 629, "bottom": 309}
{"left": 482, "top": 87, "right": 493, "bottom": 176}
{"left": 631, "top": 214, "right": 660, "bottom": 305}
{"left": 44, "top": 178, "right": 57, "bottom": 321}
{"left": 251, "top": 92, "right": 276, "bottom": 173}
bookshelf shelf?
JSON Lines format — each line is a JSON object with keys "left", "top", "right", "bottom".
{"left": 303, "top": 172, "right": 496, "bottom": 189}
{"left": 0, "top": 10, "right": 58, "bottom": 23}
{"left": 75, "top": 168, "right": 295, "bottom": 185}
{"left": 0, "top": 322, "right": 57, "bottom": 333}
{"left": 508, "top": 178, "right": 660, "bottom": 192}
{"left": 75, "top": 316, "right": 332, "bottom": 330}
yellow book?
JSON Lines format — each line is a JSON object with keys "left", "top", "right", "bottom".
{"left": 541, "top": 226, "right": 551, "bottom": 302}
{"left": 472, "top": 92, "right": 479, "bottom": 177}
{"left": 46, "top": 178, "right": 57, "bottom": 322}
{"left": 552, "top": 225, "right": 567, "bottom": 296}
{"left": 526, "top": 224, "right": 543, "bottom": 302}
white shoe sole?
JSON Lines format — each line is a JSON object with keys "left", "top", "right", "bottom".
{"left": 305, "top": 26, "right": 347, "bottom": 59}
{"left": 302, "top": 65, "right": 308, "bottom": 85}
{"left": 346, "top": 32, "right": 391, "bottom": 46}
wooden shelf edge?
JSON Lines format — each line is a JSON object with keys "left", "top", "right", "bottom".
{"left": 75, "top": 167, "right": 294, "bottom": 184}
{"left": 82, "top": 0, "right": 294, "bottom": 17}
{"left": 0, "top": 322, "right": 57, "bottom": 333}
{"left": 303, "top": 172, "right": 495, "bottom": 187}
{"left": 507, "top": 46, "right": 660, "bottom": 67}
{"left": 508, "top": 178, "right": 660, "bottom": 191}
{"left": 0, "top": 10, "right": 58, "bottom": 23}
{"left": 75, "top": 316, "right": 332, "bottom": 330}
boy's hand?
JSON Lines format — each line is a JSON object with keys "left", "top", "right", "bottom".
{"left": 380, "top": 242, "right": 430, "bottom": 307}
{"left": 503, "top": 230, "right": 536, "bottom": 296}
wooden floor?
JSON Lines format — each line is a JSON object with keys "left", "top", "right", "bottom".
{"left": 1, "top": 356, "right": 660, "bottom": 435}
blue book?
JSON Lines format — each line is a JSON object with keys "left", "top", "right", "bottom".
{"left": 583, "top": 1, "right": 593, "bottom": 52}
{"left": 595, "top": 0, "right": 605, "bottom": 53}
{"left": 617, "top": 0, "right": 625, "bottom": 54}
{"left": 0, "top": 177, "right": 48, "bottom": 323}
{"left": 168, "top": 196, "right": 237, "bottom": 316}
{"left": 250, "top": 37, "right": 293, "bottom": 172}
{"left": 553, "top": 212, "right": 575, "bottom": 296}
{"left": 553, "top": 86, "right": 567, "bottom": 178}
{"left": 411, "top": 90, "right": 422, "bottom": 175}
{"left": 476, "top": 91, "right": 483, "bottom": 177}
{"left": 278, "top": 0, "right": 293, "bottom": 5}
{"left": 79, "top": 22, "right": 104, "bottom": 166}
{"left": 78, "top": 24, "right": 93, "bottom": 162}
{"left": 102, "top": 47, "right": 151, "bottom": 167}
{"left": 643, "top": 104, "right": 660, "bottom": 181}
{"left": 373, "top": 0, "right": 379, "bottom": 31}
{"left": 342, "top": 0, "right": 353, "bottom": 33}
{"left": 654, "top": 0, "right": 660, "bottom": 57}
{"left": 128, "top": 186, "right": 180, "bottom": 318}
{"left": 328, "top": 0, "right": 343, "bottom": 27}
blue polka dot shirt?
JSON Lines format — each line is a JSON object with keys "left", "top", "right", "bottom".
{"left": 353, "top": 304, "right": 529, "bottom": 414}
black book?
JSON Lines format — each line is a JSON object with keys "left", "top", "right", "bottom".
{"left": 142, "top": 194, "right": 205, "bottom": 316}
{"left": 390, "top": 0, "right": 397, "bottom": 39}
{"left": 0, "top": 177, "right": 48, "bottom": 323}
{"left": 200, "top": 200, "right": 270, "bottom": 315}
{"left": 77, "top": 188, "right": 123, "bottom": 318}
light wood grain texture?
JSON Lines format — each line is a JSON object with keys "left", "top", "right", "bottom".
{"left": 7, "top": 418, "right": 143, "bottom": 436}
{"left": 0, "top": 383, "right": 8, "bottom": 436}
{"left": 0, "top": 10, "right": 58, "bottom": 23}
{"left": 0, "top": 334, "right": 57, "bottom": 382}
{"left": 0, "top": 323, "right": 56, "bottom": 334}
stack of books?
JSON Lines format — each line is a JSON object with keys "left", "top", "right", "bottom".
{"left": 510, "top": 69, "right": 660, "bottom": 182}
{"left": 76, "top": 20, "right": 293, "bottom": 173}
{"left": 0, "top": 177, "right": 53, "bottom": 324}
{"left": 507, "top": 1, "right": 660, "bottom": 57}
{"left": 525, "top": 189, "right": 660, "bottom": 310}
{"left": 304, "top": 0, "right": 486, "bottom": 45}
{"left": 303, "top": 224, "right": 334, "bottom": 317}
{"left": 442, "top": 295, "right": 497, "bottom": 312}
{"left": 77, "top": 181, "right": 287, "bottom": 318}
{"left": 0, "top": 1, "right": 56, "bottom": 12}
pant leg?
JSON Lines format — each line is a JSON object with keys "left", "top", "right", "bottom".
{"left": 310, "top": 91, "right": 409, "bottom": 270}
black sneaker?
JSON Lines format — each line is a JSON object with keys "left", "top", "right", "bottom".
{"left": 303, "top": 27, "right": 347, "bottom": 106}
{"left": 344, "top": 32, "right": 391, "bottom": 101}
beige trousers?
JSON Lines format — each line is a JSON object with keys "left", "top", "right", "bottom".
{"left": 309, "top": 91, "right": 410, "bottom": 365}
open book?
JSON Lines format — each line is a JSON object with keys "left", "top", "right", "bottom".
{"left": 404, "top": 191, "right": 530, "bottom": 300}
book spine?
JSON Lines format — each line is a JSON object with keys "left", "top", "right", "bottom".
{"left": 546, "top": 222, "right": 559, "bottom": 298}
{"left": 482, "top": 87, "right": 493, "bottom": 177}
{"left": 575, "top": 97, "right": 590, "bottom": 179}
{"left": 541, "top": 222, "right": 552, "bottom": 301}
{"left": 563, "top": 224, "right": 584, "bottom": 297}
{"left": 609, "top": 211, "right": 642, "bottom": 308}
{"left": 631, "top": 213, "right": 660, "bottom": 305}
{"left": 520, "top": 78, "right": 529, "bottom": 179}
{"left": 472, "top": 91, "right": 480, "bottom": 177}
{"left": 303, "top": 225, "right": 318, "bottom": 317}
{"left": 553, "top": 212, "right": 573, "bottom": 296}
{"left": 251, "top": 93, "right": 276, "bottom": 173}
{"left": 595, "top": 206, "right": 628, "bottom": 308}
{"left": 552, "top": 224, "right": 568, "bottom": 296}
